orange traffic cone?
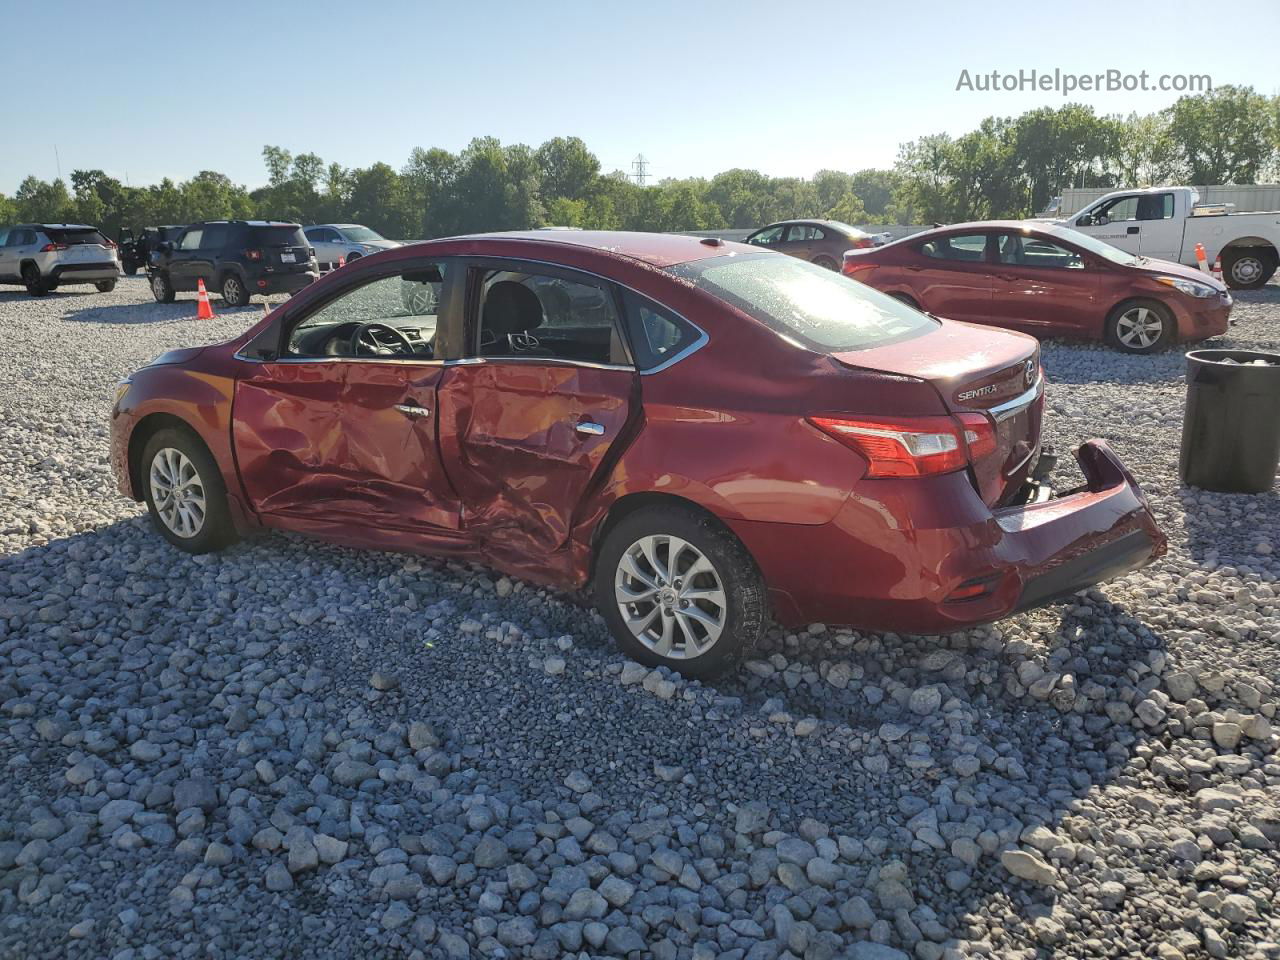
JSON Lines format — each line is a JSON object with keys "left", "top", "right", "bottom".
{"left": 1194, "top": 242, "right": 1209, "bottom": 274}
{"left": 1211, "top": 256, "right": 1223, "bottom": 283}
{"left": 196, "top": 278, "right": 216, "bottom": 320}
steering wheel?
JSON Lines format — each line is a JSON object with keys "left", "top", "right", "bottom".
{"left": 351, "top": 321, "right": 415, "bottom": 357}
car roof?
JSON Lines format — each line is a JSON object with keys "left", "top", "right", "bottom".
{"left": 192, "top": 220, "right": 301, "bottom": 227}
{"left": 436, "top": 230, "right": 753, "bottom": 268}
{"left": 31, "top": 223, "right": 97, "bottom": 230}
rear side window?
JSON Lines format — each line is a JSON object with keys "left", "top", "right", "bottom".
{"left": 670, "top": 253, "right": 937, "bottom": 352}
{"left": 919, "top": 233, "right": 988, "bottom": 261}
{"left": 178, "top": 230, "right": 203, "bottom": 251}
{"left": 621, "top": 290, "right": 703, "bottom": 371}
{"left": 475, "top": 268, "right": 628, "bottom": 365}
{"left": 250, "top": 225, "right": 307, "bottom": 247}
{"left": 1137, "top": 194, "right": 1174, "bottom": 220}
{"left": 200, "top": 224, "right": 229, "bottom": 249}
{"left": 45, "top": 228, "right": 109, "bottom": 246}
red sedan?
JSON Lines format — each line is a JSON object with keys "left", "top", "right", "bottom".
{"left": 110, "top": 232, "right": 1165, "bottom": 676}
{"left": 842, "top": 221, "right": 1232, "bottom": 353}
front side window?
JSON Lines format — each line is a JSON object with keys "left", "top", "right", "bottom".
{"left": 286, "top": 265, "right": 446, "bottom": 359}
{"left": 919, "top": 233, "right": 988, "bottom": 262}
{"left": 475, "top": 269, "right": 628, "bottom": 365}
{"left": 998, "top": 233, "right": 1084, "bottom": 270}
{"left": 621, "top": 290, "right": 702, "bottom": 371}
{"left": 747, "top": 226, "right": 784, "bottom": 246}
{"left": 670, "top": 252, "right": 937, "bottom": 352}
{"left": 178, "top": 229, "right": 203, "bottom": 251}
{"left": 1091, "top": 196, "right": 1139, "bottom": 223}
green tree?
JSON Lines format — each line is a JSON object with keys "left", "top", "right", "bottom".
{"left": 1167, "top": 85, "right": 1279, "bottom": 183}
{"left": 535, "top": 137, "right": 600, "bottom": 202}
{"left": 825, "top": 191, "right": 867, "bottom": 225}
{"left": 347, "top": 162, "right": 412, "bottom": 239}
{"left": 14, "top": 176, "right": 74, "bottom": 222}
{"left": 849, "top": 170, "right": 898, "bottom": 222}
{"left": 0, "top": 192, "right": 15, "bottom": 223}
{"left": 1114, "top": 111, "right": 1183, "bottom": 186}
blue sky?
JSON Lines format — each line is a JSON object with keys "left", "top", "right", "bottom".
{"left": 3, "top": 0, "right": 1276, "bottom": 194}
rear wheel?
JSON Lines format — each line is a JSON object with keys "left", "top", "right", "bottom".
{"left": 95, "top": 280, "right": 116, "bottom": 293}
{"left": 220, "top": 273, "right": 250, "bottom": 307}
{"left": 1106, "top": 299, "right": 1173, "bottom": 354}
{"left": 150, "top": 272, "right": 175, "bottom": 303}
{"left": 1222, "top": 249, "right": 1274, "bottom": 290}
{"left": 140, "top": 428, "right": 238, "bottom": 554}
{"left": 21, "top": 263, "right": 48, "bottom": 297}
{"left": 593, "top": 504, "right": 766, "bottom": 678}
{"left": 812, "top": 255, "right": 837, "bottom": 270}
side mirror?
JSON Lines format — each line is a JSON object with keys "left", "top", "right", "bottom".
{"left": 157, "top": 241, "right": 173, "bottom": 253}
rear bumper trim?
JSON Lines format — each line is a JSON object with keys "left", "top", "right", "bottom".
{"left": 1015, "top": 528, "right": 1155, "bottom": 610}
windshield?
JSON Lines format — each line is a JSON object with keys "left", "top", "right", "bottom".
{"left": 1044, "top": 224, "right": 1140, "bottom": 266}
{"left": 670, "top": 252, "right": 938, "bottom": 352}
{"left": 249, "top": 225, "right": 308, "bottom": 247}
{"left": 340, "top": 226, "right": 385, "bottom": 243}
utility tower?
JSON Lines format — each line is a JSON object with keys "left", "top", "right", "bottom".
{"left": 631, "top": 154, "right": 649, "bottom": 187}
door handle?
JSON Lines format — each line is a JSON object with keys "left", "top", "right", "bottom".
{"left": 395, "top": 403, "right": 430, "bottom": 419}
{"left": 576, "top": 421, "right": 606, "bottom": 436}
{"left": 1126, "top": 226, "right": 1139, "bottom": 235}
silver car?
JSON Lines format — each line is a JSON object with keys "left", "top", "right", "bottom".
{"left": 0, "top": 223, "right": 120, "bottom": 296}
{"left": 303, "top": 224, "right": 402, "bottom": 271}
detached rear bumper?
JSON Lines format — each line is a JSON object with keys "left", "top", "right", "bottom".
{"left": 729, "top": 439, "right": 1166, "bottom": 632}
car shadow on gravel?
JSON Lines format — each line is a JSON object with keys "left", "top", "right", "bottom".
{"left": 0, "top": 289, "right": 104, "bottom": 304}
{"left": 63, "top": 302, "right": 265, "bottom": 325}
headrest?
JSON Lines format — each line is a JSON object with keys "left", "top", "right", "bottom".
{"left": 483, "top": 281, "right": 543, "bottom": 336}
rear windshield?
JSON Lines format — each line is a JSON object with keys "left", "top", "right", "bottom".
{"left": 45, "top": 228, "right": 110, "bottom": 246}
{"left": 669, "top": 253, "right": 937, "bottom": 352}
{"left": 248, "top": 225, "right": 307, "bottom": 247}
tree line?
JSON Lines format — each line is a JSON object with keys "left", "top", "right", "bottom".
{"left": 2, "top": 86, "right": 1276, "bottom": 240}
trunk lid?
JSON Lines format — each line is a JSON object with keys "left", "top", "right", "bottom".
{"left": 832, "top": 319, "right": 1043, "bottom": 505}
{"left": 248, "top": 226, "right": 312, "bottom": 271}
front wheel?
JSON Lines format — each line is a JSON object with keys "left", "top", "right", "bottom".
{"left": 151, "top": 272, "right": 175, "bottom": 303}
{"left": 22, "top": 263, "right": 48, "bottom": 296}
{"left": 96, "top": 280, "right": 117, "bottom": 293}
{"left": 221, "top": 273, "right": 250, "bottom": 307}
{"left": 1106, "top": 299, "right": 1173, "bottom": 354}
{"left": 593, "top": 504, "right": 766, "bottom": 678}
{"left": 140, "top": 428, "right": 238, "bottom": 553}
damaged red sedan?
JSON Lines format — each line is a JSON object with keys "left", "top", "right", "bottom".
{"left": 111, "top": 232, "right": 1165, "bottom": 676}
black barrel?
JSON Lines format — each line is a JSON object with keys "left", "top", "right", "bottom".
{"left": 1179, "top": 349, "right": 1280, "bottom": 494}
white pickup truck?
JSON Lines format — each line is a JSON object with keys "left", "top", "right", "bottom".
{"left": 1050, "top": 186, "right": 1279, "bottom": 289}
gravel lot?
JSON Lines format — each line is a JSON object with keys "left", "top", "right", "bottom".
{"left": 1, "top": 275, "right": 1278, "bottom": 960}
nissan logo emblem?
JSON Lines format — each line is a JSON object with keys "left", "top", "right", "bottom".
{"left": 1024, "top": 359, "right": 1036, "bottom": 386}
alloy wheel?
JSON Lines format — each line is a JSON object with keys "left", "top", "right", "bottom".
{"left": 223, "top": 277, "right": 242, "bottom": 303}
{"left": 151, "top": 275, "right": 167, "bottom": 299}
{"left": 614, "top": 534, "right": 727, "bottom": 659}
{"left": 406, "top": 284, "right": 436, "bottom": 314}
{"left": 149, "top": 447, "right": 207, "bottom": 538}
{"left": 1115, "top": 306, "right": 1164, "bottom": 349}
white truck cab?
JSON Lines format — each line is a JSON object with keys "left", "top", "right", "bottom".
{"left": 1058, "top": 187, "right": 1280, "bottom": 289}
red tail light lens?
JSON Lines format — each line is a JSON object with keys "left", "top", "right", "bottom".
{"left": 40, "top": 242, "right": 68, "bottom": 252}
{"left": 842, "top": 259, "right": 875, "bottom": 279}
{"left": 104, "top": 239, "right": 117, "bottom": 249}
{"left": 245, "top": 248, "right": 263, "bottom": 261}
{"left": 849, "top": 237, "right": 874, "bottom": 249}
{"left": 955, "top": 412, "right": 997, "bottom": 459}
{"left": 808, "top": 415, "right": 967, "bottom": 477}
{"left": 808, "top": 412, "right": 998, "bottom": 478}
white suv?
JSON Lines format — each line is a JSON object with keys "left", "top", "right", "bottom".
{"left": 0, "top": 223, "right": 121, "bottom": 296}
{"left": 303, "top": 224, "right": 401, "bottom": 271}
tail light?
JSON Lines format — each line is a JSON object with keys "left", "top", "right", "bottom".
{"left": 842, "top": 257, "right": 875, "bottom": 279}
{"left": 807, "top": 412, "right": 997, "bottom": 478}
{"left": 105, "top": 239, "right": 117, "bottom": 249}
{"left": 40, "top": 242, "right": 68, "bottom": 252}
{"left": 245, "top": 248, "right": 263, "bottom": 261}
{"left": 847, "top": 236, "right": 874, "bottom": 249}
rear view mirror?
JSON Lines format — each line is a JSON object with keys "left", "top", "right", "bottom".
{"left": 404, "top": 267, "right": 443, "bottom": 284}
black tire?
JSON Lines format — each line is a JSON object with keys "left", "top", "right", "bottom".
{"left": 21, "top": 263, "right": 48, "bottom": 297}
{"left": 124, "top": 265, "right": 139, "bottom": 276}
{"left": 1105, "top": 299, "right": 1174, "bottom": 354}
{"left": 150, "top": 272, "right": 175, "bottom": 303}
{"left": 812, "top": 255, "right": 837, "bottom": 270}
{"left": 139, "top": 427, "right": 238, "bottom": 554}
{"left": 346, "top": 251, "right": 362, "bottom": 262}
{"left": 1222, "top": 249, "right": 1275, "bottom": 290}
{"left": 95, "top": 280, "right": 117, "bottom": 293}
{"left": 220, "top": 272, "right": 250, "bottom": 307}
{"left": 593, "top": 503, "right": 766, "bottom": 678}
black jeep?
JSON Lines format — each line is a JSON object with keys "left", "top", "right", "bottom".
{"left": 147, "top": 220, "right": 318, "bottom": 306}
